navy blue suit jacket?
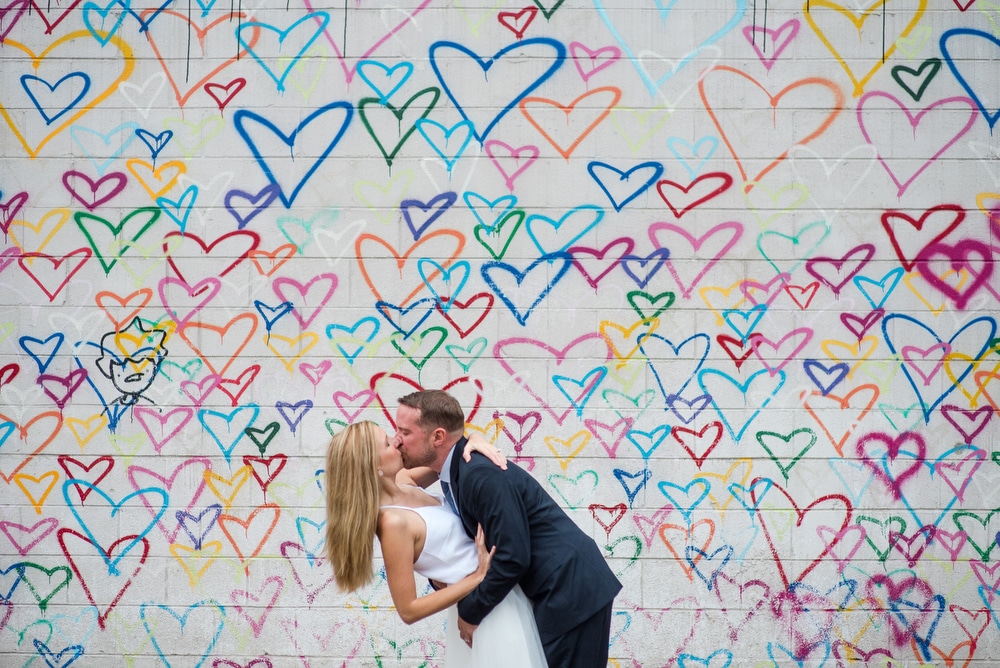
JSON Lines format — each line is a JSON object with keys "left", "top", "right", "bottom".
{"left": 450, "top": 438, "right": 622, "bottom": 640}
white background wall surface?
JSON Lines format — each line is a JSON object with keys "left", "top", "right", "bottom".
{"left": 1, "top": 0, "right": 1000, "bottom": 666}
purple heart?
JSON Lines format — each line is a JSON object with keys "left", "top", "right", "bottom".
{"left": 401, "top": 191, "right": 457, "bottom": 240}
{"left": 177, "top": 504, "right": 222, "bottom": 550}
{"left": 225, "top": 184, "right": 280, "bottom": 229}
{"left": 62, "top": 170, "right": 127, "bottom": 211}
{"left": 276, "top": 399, "right": 313, "bottom": 434}
{"left": 803, "top": 359, "right": 849, "bottom": 395}
{"left": 621, "top": 248, "right": 670, "bottom": 288}
{"left": 666, "top": 393, "right": 711, "bottom": 424}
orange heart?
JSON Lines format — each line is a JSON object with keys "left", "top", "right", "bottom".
{"left": 219, "top": 503, "right": 281, "bottom": 567}
{"left": 0, "top": 411, "right": 63, "bottom": 484}
{"left": 179, "top": 313, "right": 259, "bottom": 376}
{"left": 355, "top": 229, "right": 465, "bottom": 306}
{"left": 801, "top": 384, "right": 879, "bottom": 456}
{"left": 144, "top": 10, "right": 260, "bottom": 107}
{"left": 519, "top": 86, "right": 622, "bottom": 159}
{"left": 658, "top": 518, "right": 716, "bottom": 582}
{"left": 699, "top": 66, "right": 844, "bottom": 187}
{"left": 249, "top": 243, "right": 298, "bottom": 277}
{"left": 95, "top": 288, "right": 153, "bottom": 329}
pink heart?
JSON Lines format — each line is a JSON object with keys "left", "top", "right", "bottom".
{"left": 485, "top": 140, "right": 540, "bottom": 191}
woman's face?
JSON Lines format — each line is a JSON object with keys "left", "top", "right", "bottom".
{"left": 374, "top": 426, "right": 402, "bottom": 478}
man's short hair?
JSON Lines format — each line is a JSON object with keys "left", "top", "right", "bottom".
{"left": 397, "top": 390, "right": 465, "bottom": 434}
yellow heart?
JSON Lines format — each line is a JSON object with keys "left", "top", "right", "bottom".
{"left": 805, "top": 0, "right": 927, "bottom": 97}
{"left": 126, "top": 158, "right": 187, "bottom": 200}
{"left": 170, "top": 541, "right": 223, "bottom": 587}
{"left": 7, "top": 208, "right": 70, "bottom": 254}
{"left": 204, "top": 465, "right": 252, "bottom": 508}
{"left": 0, "top": 32, "right": 134, "bottom": 157}
{"left": 820, "top": 335, "right": 879, "bottom": 377}
{"left": 544, "top": 430, "right": 591, "bottom": 472}
{"left": 600, "top": 317, "right": 659, "bottom": 361}
{"left": 13, "top": 470, "right": 60, "bottom": 513}
{"left": 65, "top": 414, "right": 109, "bottom": 449}
{"left": 695, "top": 458, "right": 752, "bottom": 517}
{"left": 699, "top": 280, "right": 750, "bottom": 326}
{"left": 265, "top": 332, "right": 320, "bottom": 373}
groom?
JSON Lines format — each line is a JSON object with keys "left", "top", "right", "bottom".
{"left": 394, "top": 390, "right": 621, "bottom": 668}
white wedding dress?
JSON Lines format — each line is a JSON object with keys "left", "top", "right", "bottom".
{"left": 382, "top": 492, "right": 547, "bottom": 668}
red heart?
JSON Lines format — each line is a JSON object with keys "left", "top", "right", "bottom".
{"left": 58, "top": 456, "right": 115, "bottom": 502}
{"left": 204, "top": 78, "right": 247, "bottom": 112}
{"left": 656, "top": 172, "right": 733, "bottom": 218}
{"left": 880, "top": 203, "right": 964, "bottom": 271}
{"left": 370, "top": 373, "right": 483, "bottom": 429}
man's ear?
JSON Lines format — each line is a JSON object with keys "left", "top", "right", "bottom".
{"left": 432, "top": 427, "right": 447, "bottom": 446}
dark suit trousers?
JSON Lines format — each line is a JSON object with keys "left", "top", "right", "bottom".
{"left": 540, "top": 599, "right": 614, "bottom": 668}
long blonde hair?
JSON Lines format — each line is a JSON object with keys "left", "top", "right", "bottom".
{"left": 324, "top": 421, "right": 381, "bottom": 592}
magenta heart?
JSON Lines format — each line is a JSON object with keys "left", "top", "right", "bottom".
{"left": 500, "top": 410, "right": 541, "bottom": 449}
{"left": 805, "top": 243, "right": 875, "bottom": 296}
{"left": 839, "top": 308, "right": 884, "bottom": 340}
{"left": 0, "top": 246, "right": 18, "bottom": 273}
{"left": 62, "top": 171, "right": 128, "bottom": 211}
{"left": 855, "top": 430, "right": 927, "bottom": 500}
{"left": 0, "top": 191, "right": 27, "bottom": 233}
{"left": 916, "top": 238, "right": 994, "bottom": 309}
{"left": 0, "top": 0, "right": 28, "bottom": 42}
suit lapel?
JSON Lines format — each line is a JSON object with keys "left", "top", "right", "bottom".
{"left": 449, "top": 437, "right": 475, "bottom": 536}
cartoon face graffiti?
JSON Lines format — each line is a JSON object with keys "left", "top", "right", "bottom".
{"left": 94, "top": 317, "right": 170, "bottom": 409}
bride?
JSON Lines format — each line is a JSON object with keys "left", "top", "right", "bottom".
{"left": 324, "top": 421, "right": 547, "bottom": 667}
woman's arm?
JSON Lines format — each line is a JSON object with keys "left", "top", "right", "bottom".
{"left": 378, "top": 512, "right": 494, "bottom": 625}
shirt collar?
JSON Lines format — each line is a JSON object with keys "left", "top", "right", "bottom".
{"left": 440, "top": 443, "right": 458, "bottom": 485}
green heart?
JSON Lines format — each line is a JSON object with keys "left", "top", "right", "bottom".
{"left": 603, "top": 535, "right": 642, "bottom": 578}
{"left": 244, "top": 421, "right": 280, "bottom": 455}
{"left": 952, "top": 508, "right": 1000, "bottom": 562}
{"left": 601, "top": 388, "right": 656, "bottom": 421}
{"left": 19, "top": 563, "right": 72, "bottom": 612}
{"left": 277, "top": 207, "right": 340, "bottom": 254}
{"left": 877, "top": 402, "right": 924, "bottom": 433}
{"left": 74, "top": 207, "right": 161, "bottom": 275}
{"left": 626, "top": 290, "right": 675, "bottom": 320}
{"left": 989, "top": 337, "right": 1000, "bottom": 356}
{"left": 0, "top": 322, "right": 13, "bottom": 346}
{"left": 890, "top": 58, "right": 941, "bottom": 102}
{"left": 756, "top": 219, "right": 830, "bottom": 275}
{"left": 754, "top": 428, "right": 817, "bottom": 482}
{"left": 547, "top": 470, "right": 599, "bottom": 509}
{"left": 473, "top": 209, "right": 525, "bottom": 260}
{"left": 158, "top": 359, "right": 203, "bottom": 383}
{"left": 325, "top": 418, "right": 348, "bottom": 436}
{"left": 992, "top": 451, "right": 1000, "bottom": 467}
{"left": 358, "top": 87, "right": 440, "bottom": 168}
{"left": 390, "top": 326, "right": 448, "bottom": 370}
{"left": 445, "top": 336, "right": 488, "bottom": 373}
{"left": 856, "top": 515, "right": 907, "bottom": 562}
{"left": 110, "top": 432, "right": 147, "bottom": 464}
{"left": 163, "top": 116, "right": 225, "bottom": 158}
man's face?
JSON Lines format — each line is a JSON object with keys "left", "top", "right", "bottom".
{"left": 394, "top": 404, "right": 437, "bottom": 469}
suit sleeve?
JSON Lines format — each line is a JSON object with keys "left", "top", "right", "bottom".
{"left": 456, "top": 460, "right": 531, "bottom": 625}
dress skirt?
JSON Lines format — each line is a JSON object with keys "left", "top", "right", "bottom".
{"left": 444, "top": 585, "right": 547, "bottom": 668}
